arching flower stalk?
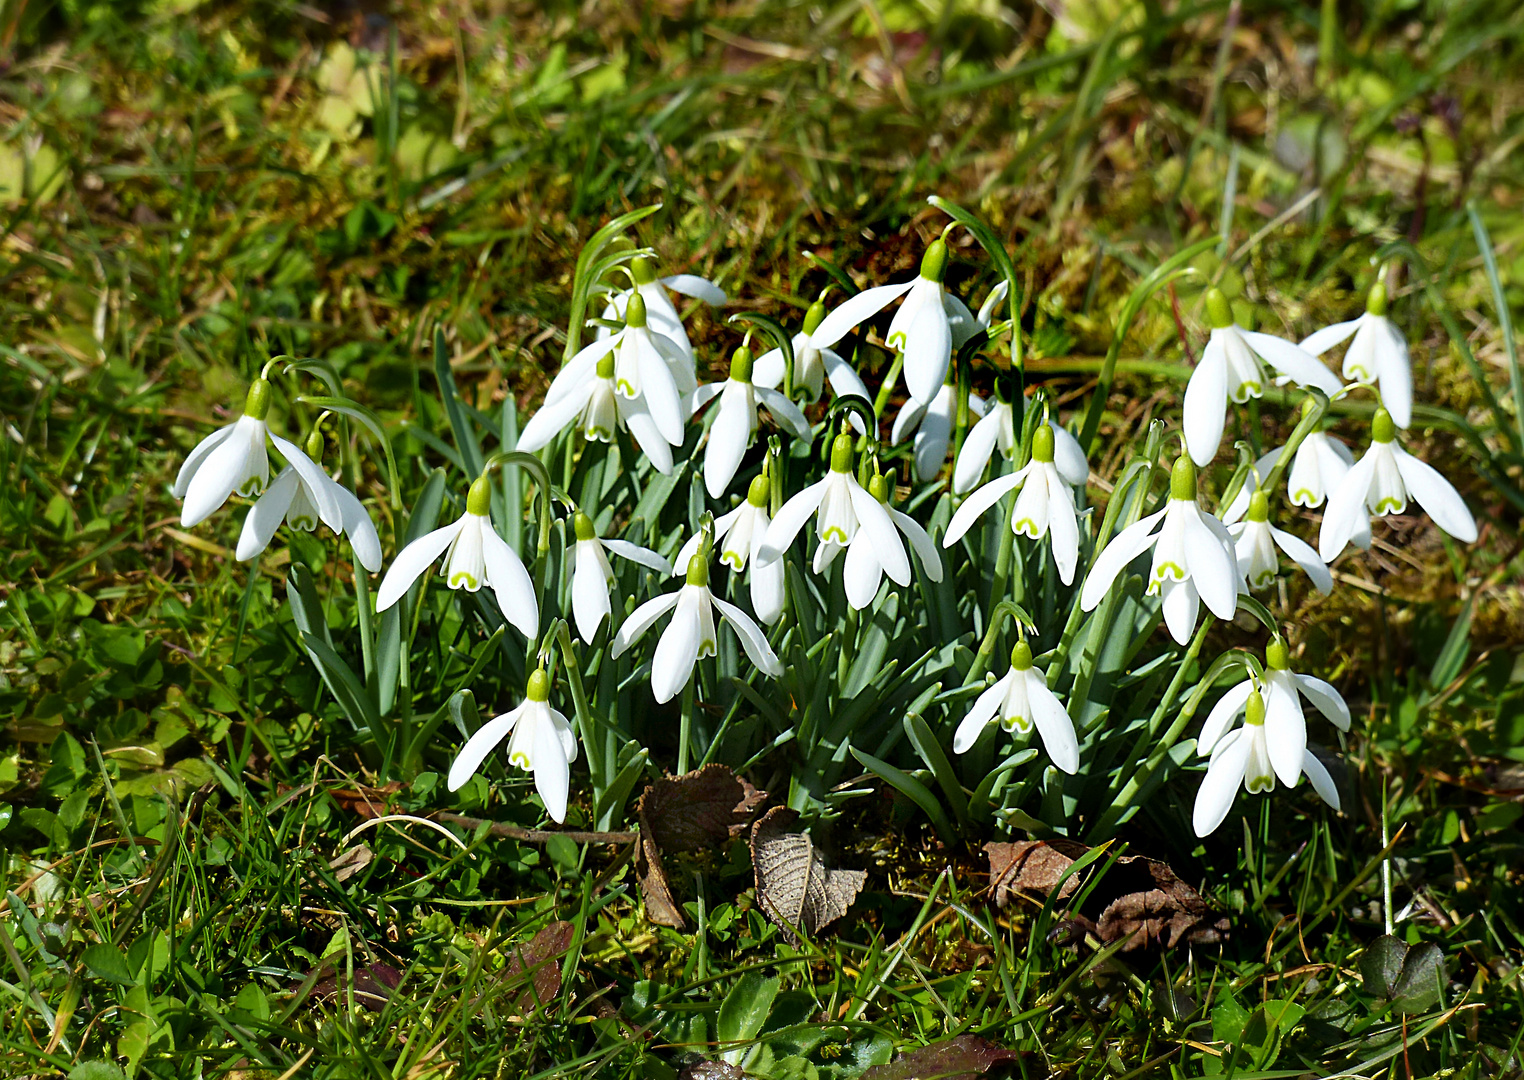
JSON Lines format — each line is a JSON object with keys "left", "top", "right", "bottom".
{"left": 236, "top": 424, "right": 382, "bottom": 572}
{"left": 1300, "top": 280, "right": 1412, "bottom": 428}
{"left": 808, "top": 237, "right": 959, "bottom": 404}
{"left": 447, "top": 666, "right": 577, "bottom": 824}
{"left": 945, "top": 424, "right": 1085, "bottom": 585}
{"left": 174, "top": 375, "right": 341, "bottom": 531}
{"left": 1228, "top": 491, "right": 1332, "bottom": 596}
{"left": 675, "top": 474, "right": 785, "bottom": 625}
{"left": 953, "top": 640, "right": 1079, "bottom": 774}
{"left": 1318, "top": 407, "right": 1478, "bottom": 562}
{"left": 610, "top": 542, "right": 783, "bottom": 704}
{"left": 517, "top": 344, "right": 679, "bottom": 474}
{"left": 1080, "top": 456, "right": 1240, "bottom": 644}
{"left": 567, "top": 511, "right": 672, "bottom": 643}
{"left": 757, "top": 430, "right": 911, "bottom": 587}
{"left": 690, "top": 344, "right": 812, "bottom": 498}
{"left": 1183, "top": 289, "right": 1343, "bottom": 467}
{"left": 375, "top": 474, "right": 538, "bottom": 640}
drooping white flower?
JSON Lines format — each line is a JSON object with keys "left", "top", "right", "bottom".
{"left": 952, "top": 641, "right": 1079, "bottom": 773}
{"left": 891, "top": 383, "right": 984, "bottom": 483}
{"left": 1080, "top": 457, "right": 1240, "bottom": 644}
{"left": 690, "top": 345, "right": 812, "bottom": 498}
{"left": 235, "top": 429, "right": 382, "bottom": 571}
{"left": 599, "top": 255, "right": 725, "bottom": 367}
{"left": 752, "top": 295, "right": 873, "bottom": 411}
{"left": 375, "top": 475, "right": 538, "bottom": 639}
{"left": 610, "top": 547, "right": 783, "bottom": 704}
{"left": 808, "top": 239, "right": 959, "bottom": 404}
{"left": 567, "top": 511, "right": 672, "bottom": 643}
{"left": 1222, "top": 428, "right": 1354, "bottom": 524}
{"left": 1192, "top": 644, "right": 1347, "bottom": 837}
{"left": 173, "top": 377, "right": 341, "bottom": 531}
{"left": 1300, "top": 281, "right": 1412, "bottom": 429}
{"left": 954, "top": 400, "right": 1088, "bottom": 495}
{"left": 945, "top": 424, "right": 1085, "bottom": 585}
{"left": 756, "top": 431, "right": 912, "bottom": 590}
{"left": 1183, "top": 289, "right": 1343, "bottom": 467}
{"left": 517, "top": 343, "right": 679, "bottom": 474}
{"left": 816, "top": 470, "right": 942, "bottom": 610}
{"left": 447, "top": 668, "right": 577, "bottom": 823}
{"left": 1228, "top": 490, "right": 1332, "bottom": 596}
{"left": 560, "top": 291, "right": 692, "bottom": 450}
{"left": 1318, "top": 407, "right": 1478, "bottom": 562}
{"left": 675, "top": 476, "right": 785, "bottom": 625}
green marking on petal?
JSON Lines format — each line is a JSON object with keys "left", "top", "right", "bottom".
{"left": 449, "top": 571, "right": 480, "bottom": 589}
{"left": 821, "top": 526, "right": 849, "bottom": 544}
{"left": 509, "top": 751, "right": 532, "bottom": 770}
{"left": 1373, "top": 496, "right": 1405, "bottom": 515}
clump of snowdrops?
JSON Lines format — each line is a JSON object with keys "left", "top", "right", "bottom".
{"left": 173, "top": 200, "right": 1476, "bottom": 844}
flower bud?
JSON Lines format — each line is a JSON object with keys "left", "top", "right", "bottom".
{"left": 596, "top": 350, "right": 616, "bottom": 379}
{"left": 466, "top": 474, "right": 493, "bottom": 516}
{"left": 1170, "top": 456, "right": 1198, "bottom": 500}
{"left": 1205, "top": 288, "right": 1234, "bottom": 330}
{"left": 1010, "top": 640, "right": 1034, "bottom": 671}
{"left": 868, "top": 472, "right": 890, "bottom": 503}
{"left": 573, "top": 511, "right": 597, "bottom": 542}
{"left": 304, "top": 428, "right": 324, "bottom": 462}
{"left": 244, "top": 378, "right": 272, "bottom": 421}
{"left": 1031, "top": 424, "right": 1055, "bottom": 464}
{"left": 920, "top": 239, "right": 948, "bottom": 284}
{"left": 625, "top": 291, "right": 648, "bottom": 329}
{"left": 526, "top": 667, "right": 551, "bottom": 703}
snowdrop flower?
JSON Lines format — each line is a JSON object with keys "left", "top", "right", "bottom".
{"left": 1183, "top": 289, "right": 1343, "bottom": 467}
{"left": 375, "top": 474, "right": 538, "bottom": 639}
{"left": 953, "top": 399, "right": 1089, "bottom": 495}
{"left": 1222, "top": 422, "right": 1354, "bottom": 524}
{"left": 557, "top": 292, "right": 691, "bottom": 450}
{"left": 952, "top": 641, "right": 1079, "bottom": 773}
{"left": 567, "top": 511, "right": 672, "bottom": 643}
{"left": 690, "top": 345, "right": 812, "bottom": 498}
{"left": 675, "top": 476, "right": 785, "bottom": 625}
{"left": 891, "top": 382, "right": 984, "bottom": 483}
{"left": 518, "top": 345, "right": 678, "bottom": 474}
{"left": 1228, "top": 491, "right": 1331, "bottom": 596}
{"left": 235, "top": 428, "right": 381, "bottom": 572}
{"left": 599, "top": 255, "right": 725, "bottom": 366}
{"left": 173, "top": 376, "right": 341, "bottom": 530}
{"left": 809, "top": 238, "right": 958, "bottom": 404}
{"left": 610, "top": 546, "right": 783, "bottom": 704}
{"left": 1319, "top": 407, "right": 1478, "bottom": 561}
{"left": 817, "top": 471, "right": 942, "bottom": 610}
{"left": 1300, "top": 281, "right": 1412, "bottom": 428}
{"left": 1080, "top": 456, "right": 1239, "bottom": 644}
{"left": 945, "top": 425, "right": 1085, "bottom": 585}
{"left": 447, "top": 668, "right": 577, "bottom": 823}
{"left": 752, "top": 295, "right": 873, "bottom": 409}
{"left": 757, "top": 431, "right": 912, "bottom": 589}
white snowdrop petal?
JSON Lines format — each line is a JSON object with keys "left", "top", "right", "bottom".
{"left": 848, "top": 482, "right": 912, "bottom": 585}
{"left": 182, "top": 419, "right": 263, "bottom": 527}
{"left": 901, "top": 287, "right": 954, "bottom": 404}
{"left": 603, "top": 538, "right": 674, "bottom": 576}
{"left": 1392, "top": 446, "right": 1478, "bottom": 543}
{"left": 173, "top": 422, "right": 237, "bottom": 497}
{"left": 954, "top": 409, "right": 1004, "bottom": 494}
{"left": 1269, "top": 525, "right": 1333, "bottom": 595}
{"left": 955, "top": 675, "right": 1011, "bottom": 753}
{"left": 1376, "top": 319, "right": 1413, "bottom": 429}
{"left": 1241, "top": 330, "right": 1343, "bottom": 394}
{"left": 1080, "top": 507, "right": 1167, "bottom": 611}
{"left": 1198, "top": 679, "right": 1253, "bottom": 756}
{"left": 889, "top": 506, "right": 942, "bottom": 582}
{"left": 1298, "top": 317, "right": 1362, "bottom": 356}
{"left": 651, "top": 592, "right": 703, "bottom": 704}
{"left": 1044, "top": 470, "right": 1080, "bottom": 586}
{"left": 481, "top": 526, "right": 540, "bottom": 639}
{"left": 1183, "top": 336, "right": 1229, "bottom": 467}
{"left": 633, "top": 335, "right": 685, "bottom": 444}
{"left": 660, "top": 274, "right": 727, "bottom": 305}
{"left": 842, "top": 532, "right": 884, "bottom": 610}
{"left": 712, "top": 596, "right": 783, "bottom": 676}
{"left": 1051, "top": 424, "right": 1089, "bottom": 488}
{"left": 1293, "top": 673, "right": 1352, "bottom": 731}
{"left": 531, "top": 715, "right": 572, "bottom": 823}
{"left": 755, "top": 387, "right": 813, "bottom": 440}
{"left": 1027, "top": 673, "right": 1079, "bottom": 774}
{"left": 1263, "top": 674, "right": 1308, "bottom": 788}
{"left": 704, "top": 388, "right": 754, "bottom": 498}
{"left": 943, "top": 290, "right": 981, "bottom": 349}
{"left": 689, "top": 382, "right": 724, "bottom": 414}
{"left": 621, "top": 402, "right": 675, "bottom": 473}
{"left": 236, "top": 468, "right": 300, "bottom": 563}
{"left": 890, "top": 398, "right": 926, "bottom": 446}
{"left": 447, "top": 705, "right": 524, "bottom": 792}
{"left": 376, "top": 519, "right": 464, "bottom": 612}
{"left": 571, "top": 543, "right": 613, "bottom": 643}
{"left": 812, "top": 280, "right": 915, "bottom": 350}
{"left": 1318, "top": 452, "right": 1378, "bottom": 562}
{"left": 750, "top": 556, "right": 785, "bottom": 625}
{"left": 944, "top": 470, "right": 1023, "bottom": 547}
{"left": 609, "top": 592, "right": 682, "bottom": 658}
{"left": 1301, "top": 749, "right": 1341, "bottom": 812}
{"left": 758, "top": 476, "right": 830, "bottom": 564}
{"left": 1193, "top": 730, "right": 1251, "bottom": 837}
{"left": 1159, "top": 577, "right": 1201, "bottom": 645}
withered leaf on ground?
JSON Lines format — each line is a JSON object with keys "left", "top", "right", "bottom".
{"left": 308, "top": 959, "right": 401, "bottom": 1013}
{"left": 636, "top": 764, "right": 768, "bottom": 930}
{"left": 328, "top": 843, "right": 374, "bottom": 883}
{"left": 676, "top": 1061, "right": 746, "bottom": 1080}
{"left": 750, "top": 806, "right": 866, "bottom": 944}
{"left": 503, "top": 920, "right": 575, "bottom": 1012}
{"left": 982, "top": 840, "right": 1228, "bottom": 951}
{"left": 862, "top": 1034, "right": 1021, "bottom": 1080}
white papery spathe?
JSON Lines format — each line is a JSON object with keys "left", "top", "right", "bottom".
{"left": 690, "top": 345, "right": 812, "bottom": 498}
{"left": 235, "top": 433, "right": 381, "bottom": 572}
{"left": 1318, "top": 407, "right": 1478, "bottom": 562}
{"left": 1222, "top": 430, "right": 1354, "bottom": 524}
{"left": 447, "top": 668, "right": 577, "bottom": 824}
{"left": 952, "top": 641, "right": 1079, "bottom": 774}
{"left": 567, "top": 511, "right": 672, "bottom": 643}
{"left": 173, "top": 378, "right": 341, "bottom": 532}
{"left": 892, "top": 384, "right": 984, "bottom": 483}
{"left": 1080, "top": 457, "right": 1240, "bottom": 644}
{"left": 808, "top": 238, "right": 959, "bottom": 404}
{"left": 1183, "top": 289, "right": 1343, "bottom": 467}
{"left": 1228, "top": 491, "right": 1332, "bottom": 596}
{"left": 945, "top": 424, "right": 1084, "bottom": 585}
{"left": 598, "top": 255, "right": 726, "bottom": 364}
{"left": 815, "top": 471, "right": 943, "bottom": 610}
{"left": 375, "top": 475, "right": 538, "bottom": 640}
{"left": 675, "top": 476, "right": 785, "bottom": 625}
{"left": 1300, "top": 281, "right": 1412, "bottom": 429}
{"left": 518, "top": 345, "right": 679, "bottom": 475}
{"left": 610, "top": 548, "right": 783, "bottom": 704}
{"left": 753, "top": 296, "right": 873, "bottom": 413}
{"left": 756, "top": 432, "right": 912, "bottom": 592}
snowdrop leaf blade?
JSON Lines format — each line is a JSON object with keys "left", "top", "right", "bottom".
{"left": 377, "top": 520, "right": 463, "bottom": 612}
{"left": 1393, "top": 447, "right": 1477, "bottom": 542}
{"left": 811, "top": 280, "right": 915, "bottom": 350}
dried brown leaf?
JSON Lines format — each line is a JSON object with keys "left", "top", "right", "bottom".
{"left": 636, "top": 827, "right": 688, "bottom": 929}
{"left": 503, "top": 921, "right": 575, "bottom": 1012}
{"left": 862, "top": 1034, "right": 1021, "bottom": 1080}
{"left": 984, "top": 839, "right": 1087, "bottom": 907}
{"left": 750, "top": 806, "right": 865, "bottom": 944}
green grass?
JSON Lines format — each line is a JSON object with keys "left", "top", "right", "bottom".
{"left": 2, "top": 1, "right": 1523, "bottom": 1077}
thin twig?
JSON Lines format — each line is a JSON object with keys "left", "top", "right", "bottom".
{"left": 435, "top": 811, "right": 637, "bottom": 845}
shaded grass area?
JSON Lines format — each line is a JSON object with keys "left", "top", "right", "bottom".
{"left": 2, "top": 0, "right": 1524, "bottom": 1076}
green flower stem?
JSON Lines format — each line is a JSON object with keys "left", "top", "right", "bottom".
{"left": 988, "top": 485, "right": 1020, "bottom": 613}
{"left": 354, "top": 566, "right": 375, "bottom": 683}
{"left": 555, "top": 620, "right": 605, "bottom": 792}
{"left": 871, "top": 350, "right": 905, "bottom": 421}
{"left": 1259, "top": 389, "right": 1329, "bottom": 502}
{"left": 1086, "top": 616, "right": 1215, "bottom": 842}
{"left": 966, "top": 600, "right": 1037, "bottom": 684}
{"left": 677, "top": 680, "right": 696, "bottom": 775}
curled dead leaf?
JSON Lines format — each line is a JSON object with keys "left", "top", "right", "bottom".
{"left": 750, "top": 806, "right": 866, "bottom": 944}
{"left": 862, "top": 1034, "right": 1021, "bottom": 1080}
